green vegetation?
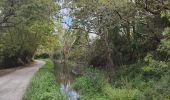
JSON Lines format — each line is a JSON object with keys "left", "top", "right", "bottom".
{"left": 72, "top": 68, "right": 142, "bottom": 100}
{"left": 0, "top": 0, "right": 170, "bottom": 99}
{"left": 54, "top": 0, "right": 170, "bottom": 99}
{"left": 23, "top": 59, "right": 65, "bottom": 100}
{"left": 72, "top": 64, "right": 170, "bottom": 99}
{"left": 111, "top": 63, "right": 170, "bottom": 99}
{"left": 0, "top": 0, "right": 59, "bottom": 67}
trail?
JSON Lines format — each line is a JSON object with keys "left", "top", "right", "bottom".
{"left": 0, "top": 60, "right": 45, "bottom": 100}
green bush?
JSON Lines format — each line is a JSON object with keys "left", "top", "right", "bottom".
{"left": 72, "top": 68, "right": 108, "bottom": 100}
{"left": 72, "top": 68, "right": 106, "bottom": 94}
{"left": 111, "top": 62, "right": 147, "bottom": 88}
{"left": 143, "top": 72, "right": 170, "bottom": 100}
{"left": 72, "top": 67, "right": 142, "bottom": 100}
{"left": 103, "top": 84, "right": 143, "bottom": 100}
{"left": 111, "top": 59, "right": 170, "bottom": 100}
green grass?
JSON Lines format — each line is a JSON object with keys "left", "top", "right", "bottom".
{"left": 103, "top": 84, "right": 142, "bottom": 100}
{"left": 23, "top": 59, "right": 65, "bottom": 100}
{"left": 72, "top": 68, "right": 142, "bottom": 100}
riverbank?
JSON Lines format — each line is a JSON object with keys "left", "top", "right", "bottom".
{"left": 72, "top": 68, "right": 141, "bottom": 100}
{"left": 72, "top": 64, "right": 170, "bottom": 100}
{"left": 53, "top": 60, "right": 141, "bottom": 100}
{"left": 23, "top": 59, "right": 65, "bottom": 100}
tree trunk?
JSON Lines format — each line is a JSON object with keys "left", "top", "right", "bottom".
{"left": 104, "top": 29, "right": 115, "bottom": 71}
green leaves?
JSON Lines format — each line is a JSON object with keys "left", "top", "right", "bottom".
{"left": 162, "top": 27, "right": 170, "bottom": 36}
{"left": 143, "top": 53, "right": 169, "bottom": 75}
{"left": 0, "top": 0, "right": 59, "bottom": 67}
{"left": 161, "top": 1, "right": 170, "bottom": 21}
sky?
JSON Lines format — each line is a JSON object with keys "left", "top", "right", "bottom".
{"left": 58, "top": 0, "right": 97, "bottom": 39}
{"left": 58, "top": 0, "right": 72, "bottom": 28}
{"left": 62, "top": 16, "right": 72, "bottom": 28}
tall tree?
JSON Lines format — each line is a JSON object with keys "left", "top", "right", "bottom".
{"left": 0, "top": 0, "right": 59, "bottom": 67}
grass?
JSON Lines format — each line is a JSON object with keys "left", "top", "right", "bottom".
{"left": 23, "top": 59, "right": 65, "bottom": 100}
{"left": 24, "top": 59, "right": 169, "bottom": 100}
{"left": 72, "top": 67, "right": 142, "bottom": 100}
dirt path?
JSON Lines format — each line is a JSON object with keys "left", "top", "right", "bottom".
{"left": 0, "top": 60, "right": 45, "bottom": 100}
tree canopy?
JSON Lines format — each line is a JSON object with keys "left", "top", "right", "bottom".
{"left": 0, "top": 0, "right": 169, "bottom": 99}
{"left": 0, "top": 0, "right": 59, "bottom": 67}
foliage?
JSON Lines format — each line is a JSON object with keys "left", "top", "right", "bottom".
{"left": 23, "top": 59, "right": 65, "bottom": 100}
{"left": 143, "top": 72, "right": 170, "bottom": 100}
{"left": 72, "top": 67, "right": 142, "bottom": 100}
{"left": 62, "top": 0, "right": 170, "bottom": 70}
{"left": 36, "top": 35, "right": 61, "bottom": 55}
{"left": 103, "top": 86, "right": 142, "bottom": 100}
{"left": 0, "top": 0, "right": 170, "bottom": 99}
{"left": 55, "top": 1, "right": 170, "bottom": 100}
{"left": 72, "top": 68, "right": 106, "bottom": 94}
{"left": 143, "top": 53, "right": 169, "bottom": 77}
{"left": 0, "top": 0, "right": 59, "bottom": 67}
{"left": 70, "top": 31, "right": 89, "bottom": 63}
{"left": 111, "top": 61, "right": 170, "bottom": 100}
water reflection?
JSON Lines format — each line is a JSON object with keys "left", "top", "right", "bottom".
{"left": 54, "top": 61, "right": 79, "bottom": 100}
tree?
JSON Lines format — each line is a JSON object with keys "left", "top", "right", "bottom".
{"left": 58, "top": 29, "right": 76, "bottom": 65}
{"left": 0, "top": 0, "right": 59, "bottom": 67}
{"left": 61, "top": 0, "right": 170, "bottom": 72}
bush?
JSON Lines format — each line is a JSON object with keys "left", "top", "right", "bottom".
{"left": 143, "top": 72, "right": 170, "bottom": 100}
{"left": 72, "top": 67, "right": 142, "bottom": 100}
{"left": 111, "top": 59, "right": 170, "bottom": 100}
{"left": 34, "top": 53, "right": 50, "bottom": 59}
{"left": 103, "top": 84, "right": 143, "bottom": 100}
{"left": 111, "top": 62, "right": 146, "bottom": 88}
{"left": 72, "top": 68, "right": 106, "bottom": 94}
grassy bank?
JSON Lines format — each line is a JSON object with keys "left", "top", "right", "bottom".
{"left": 23, "top": 59, "right": 65, "bottom": 100}
{"left": 72, "top": 68, "right": 142, "bottom": 100}
{"left": 72, "top": 65, "right": 170, "bottom": 100}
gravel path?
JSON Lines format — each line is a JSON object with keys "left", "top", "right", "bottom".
{"left": 0, "top": 60, "right": 45, "bottom": 100}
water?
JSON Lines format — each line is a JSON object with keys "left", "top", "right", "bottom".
{"left": 60, "top": 83, "right": 79, "bottom": 100}
{"left": 54, "top": 61, "right": 80, "bottom": 100}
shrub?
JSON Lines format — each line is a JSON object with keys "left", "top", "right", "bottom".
{"left": 143, "top": 72, "right": 170, "bottom": 100}
{"left": 72, "top": 67, "right": 143, "bottom": 100}
{"left": 111, "top": 58, "right": 170, "bottom": 100}
{"left": 72, "top": 68, "right": 106, "bottom": 94}
{"left": 103, "top": 84, "right": 143, "bottom": 100}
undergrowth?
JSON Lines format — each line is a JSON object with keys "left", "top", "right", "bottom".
{"left": 23, "top": 59, "right": 65, "bottom": 100}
